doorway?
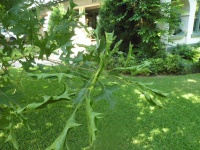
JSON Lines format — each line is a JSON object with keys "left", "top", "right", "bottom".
{"left": 85, "top": 7, "right": 99, "bottom": 29}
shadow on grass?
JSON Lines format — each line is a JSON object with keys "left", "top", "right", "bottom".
{"left": 0, "top": 73, "right": 200, "bottom": 150}
{"left": 93, "top": 74, "right": 200, "bottom": 150}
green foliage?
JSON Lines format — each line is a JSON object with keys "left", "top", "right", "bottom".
{"left": 147, "top": 58, "right": 166, "bottom": 75}
{"left": 193, "top": 58, "right": 200, "bottom": 72}
{"left": 99, "top": 0, "right": 182, "bottom": 58}
{"left": 171, "top": 44, "right": 197, "bottom": 61}
{"left": 146, "top": 54, "right": 196, "bottom": 75}
{"left": 48, "top": 4, "right": 67, "bottom": 33}
{"left": 99, "top": 0, "right": 140, "bottom": 52}
{"left": 0, "top": 0, "right": 167, "bottom": 150}
{"left": 125, "top": 44, "right": 200, "bottom": 75}
{"left": 0, "top": 0, "right": 25, "bottom": 18}
{"left": 164, "top": 54, "right": 183, "bottom": 74}
{"left": 84, "top": 44, "right": 200, "bottom": 76}
{"left": 106, "top": 44, "right": 151, "bottom": 76}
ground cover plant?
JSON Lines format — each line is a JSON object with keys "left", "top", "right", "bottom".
{"left": 0, "top": 71, "right": 200, "bottom": 150}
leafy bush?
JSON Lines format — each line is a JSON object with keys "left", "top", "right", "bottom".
{"left": 179, "top": 59, "right": 194, "bottom": 74}
{"left": 164, "top": 54, "right": 182, "bottom": 74}
{"left": 170, "top": 44, "right": 197, "bottom": 60}
{"left": 146, "top": 54, "right": 197, "bottom": 75}
{"left": 107, "top": 52, "right": 124, "bottom": 69}
{"left": 193, "top": 46, "right": 200, "bottom": 61}
{"left": 147, "top": 58, "right": 166, "bottom": 75}
{"left": 192, "top": 58, "right": 200, "bottom": 73}
{"left": 107, "top": 53, "right": 198, "bottom": 76}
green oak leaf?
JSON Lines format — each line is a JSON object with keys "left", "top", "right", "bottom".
{"left": 46, "top": 109, "right": 80, "bottom": 150}
{"left": 136, "top": 81, "right": 168, "bottom": 97}
{"left": 87, "top": 109, "right": 102, "bottom": 146}
{"left": 27, "top": 73, "right": 73, "bottom": 83}
{"left": 95, "top": 83, "right": 118, "bottom": 108}
{"left": 74, "top": 87, "right": 87, "bottom": 104}
{"left": 105, "top": 32, "right": 115, "bottom": 51}
{"left": 5, "top": 122, "right": 19, "bottom": 150}
{"left": 134, "top": 82, "right": 167, "bottom": 107}
{"left": 149, "top": 88, "right": 168, "bottom": 97}
{"left": 141, "top": 90, "right": 163, "bottom": 107}
{"left": 17, "top": 90, "right": 73, "bottom": 113}
{"left": 52, "top": 91, "right": 73, "bottom": 100}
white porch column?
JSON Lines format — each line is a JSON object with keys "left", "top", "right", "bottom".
{"left": 79, "top": 7, "right": 86, "bottom": 25}
{"left": 186, "top": 0, "right": 197, "bottom": 43}
{"left": 159, "top": 0, "right": 171, "bottom": 45}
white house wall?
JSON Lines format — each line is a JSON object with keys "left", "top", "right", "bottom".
{"left": 180, "top": 0, "right": 190, "bottom": 33}
{"left": 170, "top": 0, "right": 200, "bottom": 46}
{"left": 62, "top": 0, "right": 101, "bottom": 9}
{"left": 186, "top": 0, "right": 199, "bottom": 44}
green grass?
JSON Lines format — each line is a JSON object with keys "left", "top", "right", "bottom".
{"left": 0, "top": 71, "right": 200, "bottom": 150}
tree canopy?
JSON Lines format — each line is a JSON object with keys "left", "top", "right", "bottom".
{"left": 99, "top": 0, "right": 182, "bottom": 58}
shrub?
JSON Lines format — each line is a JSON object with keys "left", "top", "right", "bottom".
{"left": 147, "top": 58, "right": 166, "bottom": 75}
{"left": 170, "top": 44, "right": 197, "bottom": 61}
{"left": 106, "top": 46, "right": 151, "bottom": 76}
{"left": 192, "top": 58, "right": 200, "bottom": 73}
{"left": 193, "top": 46, "right": 200, "bottom": 62}
{"left": 164, "top": 54, "right": 183, "bottom": 74}
{"left": 180, "top": 59, "right": 194, "bottom": 74}
{"left": 146, "top": 54, "right": 196, "bottom": 75}
{"left": 107, "top": 53, "right": 197, "bottom": 76}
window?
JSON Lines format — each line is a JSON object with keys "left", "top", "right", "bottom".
{"left": 193, "top": 4, "right": 200, "bottom": 33}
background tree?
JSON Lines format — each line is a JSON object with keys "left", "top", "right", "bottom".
{"left": 99, "top": 0, "right": 182, "bottom": 59}
{"left": 99, "top": 0, "right": 141, "bottom": 52}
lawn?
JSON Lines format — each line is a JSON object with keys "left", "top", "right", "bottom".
{"left": 0, "top": 71, "right": 200, "bottom": 150}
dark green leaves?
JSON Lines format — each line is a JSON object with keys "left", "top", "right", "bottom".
{"left": 95, "top": 83, "right": 118, "bottom": 108}
{"left": 28, "top": 73, "right": 73, "bottom": 83}
{"left": 69, "top": 0, "right": 78, "bottom": 9}
{"left": 0, "top": 85, "right": 19, "bottom": 106}
{"left": 99, "top": 0, "right": 182, "bottom": 57}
